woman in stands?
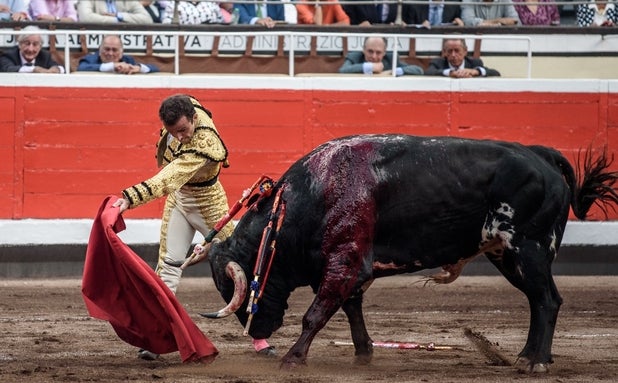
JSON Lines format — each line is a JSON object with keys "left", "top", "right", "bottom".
{"left": 513, "top": 0, "right": 560, "bottom": 25}
{"left": 576, "top": 0, "right": 618, "bottom": 26}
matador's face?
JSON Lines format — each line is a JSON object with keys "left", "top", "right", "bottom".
{"left": 166, "top": 113, "right": 197, "bottom": 144}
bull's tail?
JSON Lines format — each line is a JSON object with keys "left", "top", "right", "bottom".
{"left": 572, "top": 147, "right": 618, "bottom": 219}
{"left": 530, "top": 145, "right": 618, "bottom": 220}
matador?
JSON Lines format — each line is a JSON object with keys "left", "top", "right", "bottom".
{"left": 113, "top": 94, "right": 276, "bottom": 359}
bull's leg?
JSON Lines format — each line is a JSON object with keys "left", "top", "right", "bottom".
{"left": 281, "top": 216, "right": 375, "bottom": 367}
{"left": 341, "top": 291, "right": 373, "bottom": 365}
{"left": 488, "top": 239, "right": 562, "bottom": 373}
{"left": 280, "top": 286, "right": 348, "bottom": 367}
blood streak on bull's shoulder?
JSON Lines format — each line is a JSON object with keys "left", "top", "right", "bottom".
{"left": 303, "top": 136, "right": 379, "bottom": 293}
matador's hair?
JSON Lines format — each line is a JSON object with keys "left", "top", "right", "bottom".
{"left": 159, "top": 94, "right": 196, "bottom": 126}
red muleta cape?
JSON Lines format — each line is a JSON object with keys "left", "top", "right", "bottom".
{"left": 81, "top": 195, "right": 218, "bottom": 363}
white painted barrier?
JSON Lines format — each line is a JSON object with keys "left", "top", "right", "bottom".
{"left": 0, "top": 219, "right": 616, "bottom": 246}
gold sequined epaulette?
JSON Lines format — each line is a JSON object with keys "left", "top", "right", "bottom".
{"left": 176, "top": 126, "right": 228, "bottom": 162}
{"left": 189, "top": 97, "right": 213, "bottom": 119}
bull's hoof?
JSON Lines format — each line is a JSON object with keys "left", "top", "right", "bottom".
{"left": 531, "top": 363, "right": 549, "bottom": 373}
{"left": 354, "top": 353, "right": 372, "bottom": 365}
{"left": 280, "top": 359, "right": 306, "bottom": 370}
{"left": 280, "top": 352, "right": 307, "bottom": 370}
{"left": 514, "top": 357, "right": 550, "bottom": 373}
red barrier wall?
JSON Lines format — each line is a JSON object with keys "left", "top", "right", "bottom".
{"left": 1, "top": 86, "right": 617, "bottom": 220}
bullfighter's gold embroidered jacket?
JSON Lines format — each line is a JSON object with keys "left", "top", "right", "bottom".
{"left": 122, "top": 98, "right": 228, "bottom": 208}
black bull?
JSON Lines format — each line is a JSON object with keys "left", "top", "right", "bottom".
{"left": 206, "top": 134, "right": 618, "bottom": 372}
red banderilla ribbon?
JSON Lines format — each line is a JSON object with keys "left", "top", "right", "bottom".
{"left": 243, "top": 188, "right": 286, "bottom": 336}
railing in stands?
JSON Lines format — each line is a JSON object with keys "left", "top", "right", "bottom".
{"left": 1, "top": 28, "right": 533, "bottom": 77}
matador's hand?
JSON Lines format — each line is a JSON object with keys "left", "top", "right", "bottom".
{"left": 112, "top": 198, "right": 129, "bottom": 213}
{"left": 181, "top": 238, "right": 221, "bottom": 269}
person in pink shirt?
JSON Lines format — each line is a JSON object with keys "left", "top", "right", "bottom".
{"left": 29, "top": 0, "right": 78, "bottom": 22}
{"left": 513, "top": 0, "right": 559, "bottom": 25}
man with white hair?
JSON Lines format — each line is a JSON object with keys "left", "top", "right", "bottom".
{"left": 0, "top": 26, "right": 65, "bottom": 73}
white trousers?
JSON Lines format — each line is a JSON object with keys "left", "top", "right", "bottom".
{"left": 155, "top": 182, "right": 234, "bottom": 294}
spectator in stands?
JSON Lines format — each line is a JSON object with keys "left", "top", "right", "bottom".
{"left": 461, "top": 0, "right": 520, "bottom": 26}
{"left": 219, "top": 2, "right": 235, "bottom": 23}
{"left": 0, "top": 0, "right": 29, "bottom": 21}
{"left": 29, "top": 0, "right": 79, "bottom": 22}
{"left": 401, "top": 0, "right": 463, "bottom": 27}
{"left": 235, "top": 0, "right": 286, "bottom": 27}
{"left": 77, "top": 0, "right": 153, "bottom": 24}
{"left": 343, "top": 0, "right": 397, "bottom": 25}
{"left": 576, "top": 0, "right": 617, "bottom": 26}
{"left": 0, "top": 26, "right": 65, "bottom": 73}
{"left": 296, "top": 0, "right": 350, "bottom": 25}
{"left": 77, "top": 35, "right": 160, "bottom": 74}
{"left": 282, "top": 0, "right": 298, "bottom": 23}
{"left": 141, "top": 0, "right": 169, "bottom": 23}
{"left": 425, "top": 38, "right": 500, "bottom": 77}
{"left": 339, "top": 36, "right": 424, "bottom": 76}
{"left": 513, "top": 0, "right": 560, "bottom": 25}
{"left": 161, "top": 1, "right": 225, "bottom": 24}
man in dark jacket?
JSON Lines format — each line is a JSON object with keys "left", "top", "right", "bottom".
{"left": 339, "top": 36, "right": 423, "bottom": 76}
{"left": 0, "top": 26, "right": 64, "bottom": 73}
{"left": 343, "top": 0, "right": 397, "bottom": 25}
{"left": 77, "top": 35, "right": 159, "bottom": 74}
{"left": 425, "top": 38, "right": 500, "bottom": 77}
{"left": 234, "top": 0, "right": 285, "bottom": 27}
{"left": 401, "top": 0, "right": 463, "bottom": 27}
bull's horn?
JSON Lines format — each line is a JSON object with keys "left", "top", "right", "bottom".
{"left": 200, "top": 261, "right": 247, "bottom": 318}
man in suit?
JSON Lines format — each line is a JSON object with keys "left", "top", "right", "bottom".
{"left": 77, "top": 0, "right": 153, "bottom": 24}
{"left": 402, "top": 0, "right": 464, "bottom": 27}
{"left": 339, "top": 36, "right": 423, "bottom": 76}
{"left": 77, "top": 35, "right": 159, "bottom": 74}
{"left": 235, "top": 0, "right": 285, "bottom": 28}
{"left": 343, "top": 0, "right": 397, "bottom": 25}
{"left": 0, "top": 26, "right": 64, "bottom": 73}
{"left": 425, "top": 38, "right": 500, "bottom": 78}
